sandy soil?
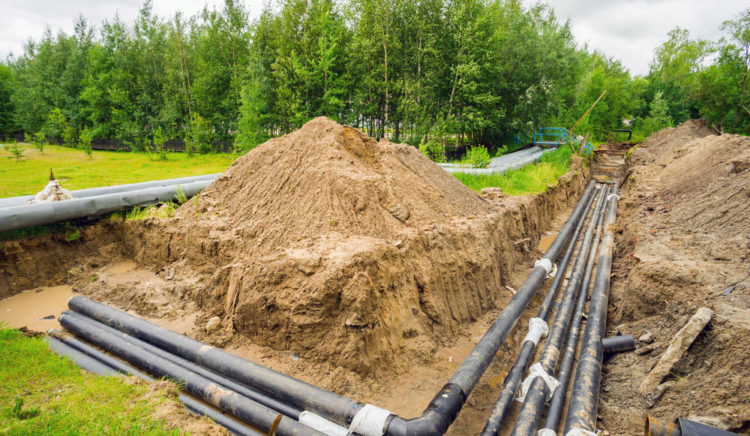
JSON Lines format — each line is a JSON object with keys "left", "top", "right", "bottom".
{"left": 600, "top": 120, "right": 750, "bottom": 434}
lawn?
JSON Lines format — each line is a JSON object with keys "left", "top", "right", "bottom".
{"left": 0, "top": 143, "right": 237, "bottom": 198}
{"left": 452, "top": 145, "right": 575, "bottom": 195}
{"left": 0, "top": 326, "right": 184, "bottom": 435}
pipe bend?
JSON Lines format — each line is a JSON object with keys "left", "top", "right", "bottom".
{"left": 384, "top": 383, "right": 465, "bottom": 436}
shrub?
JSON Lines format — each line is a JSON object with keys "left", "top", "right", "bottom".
{"left": 186, "top": 113, "right": 213, "bottom": 154}
{"left": 32, "top": 132, "right": 46, "bottom": 154}
{"left": 465, "top": 145, "right": 491, "bottom": 168}
{"left": 150, "top": 127, "right": 168, "bottom": 161}
{"left": 419, "top": 137, "right": 446, "bottom": 162}
{"left": 78, "top": 126, "right": 93, "bottom": 158}
{"left": 63, "top": 125, "right": 77, "bottom": 147}
{"left": 7, "top": 142, "right": 24, "bottom": 162}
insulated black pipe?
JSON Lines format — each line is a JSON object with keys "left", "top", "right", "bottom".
{"left": 480, "top": 185, "right": 599, "bottom": 436}
{"left": 58, "top": 312, "right": 325, "bottom": 436}
{"left": 602, "top": 334, "right": 635, "bottom": 354}
{"left": 563, "top": 187, "right": 619, "bottom": 434}
{"left": 56, "top": 313, "right": 302, "bottom": 420}
{"left": 543, "top": 186, "right": 609, "bottom": 432}
{"left": 69, "top": 181, "right": 598, "bottom": 436}
{"left": 47, "top": 330, "right": 262, "bottom": 436}
{"left": 510, "top": 185, "right": 607, "bottom": 436}
{"left": 385, "top": 182, "right": 598, "bottom": 436}
{"left": 46, "top": 336, "right": 122, "bottom": 376}
{"left": 67, "top": 296, "right": 360, "bottom": 427}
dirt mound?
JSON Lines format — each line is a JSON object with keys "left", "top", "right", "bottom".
{"left": 601, "top": 122, "right": 750, "bottom": 433}
{"left": 111, "top": 117, "right": 586, "bottom": 380}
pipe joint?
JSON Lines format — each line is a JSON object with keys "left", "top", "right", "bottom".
{"left": 522, "top": 317, "right": 549, "bottom": 346}
{"left": 519, "top": 362, "right": 559, "bottom": 402}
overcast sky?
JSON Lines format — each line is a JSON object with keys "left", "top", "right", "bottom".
{"left": 1, "top": 0, "right": 747, "bottom": 76}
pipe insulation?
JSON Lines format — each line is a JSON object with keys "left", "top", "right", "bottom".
{"left": 479, "top": 185, "right": 599, "bottom": 436}
{"left": 509, "top": 185, "right": 608, "bottom": 436}
{"left": 58, "top": 312, "right": 325, "bottom": 436}
{"left": 66, "top": 296, "right": 361, "bottom": 427}
{"left": 57, "top": 312, "right": 302, "bottom": 420}
{"left": 0, "top": 174, "right": 219, "bottom": 209}
{"left": 0, "top": 179, "right": 210, "bottom": 233}
{"left": 46, "top": 331, "right": 262, "bottom": 436}
{"left": 543, "top": 186, "right": 609, "bottom": 433}
{"left": 563, "top": 186, "right": 619, "bottom": 435}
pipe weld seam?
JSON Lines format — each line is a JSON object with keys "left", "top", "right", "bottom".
{"left": 534, "top": 258, "right": 554, "bottom": 276}
{"left": 349, "top": 404, "right": 392, "bottom": 436}
{"left": 517, "top": 362, "right": 559, "bottom": 402}
{"left": 564, "top": 429, "right": 598, "bottom": 436}
{"left": 522, "top": 317, "right": 549, "bottom": 346}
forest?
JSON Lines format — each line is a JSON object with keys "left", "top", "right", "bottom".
{"left": 0, "top": 0, "right": 748, "bottom": 156}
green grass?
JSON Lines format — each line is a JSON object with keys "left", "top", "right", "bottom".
{"left": 0, "top": 143, "right": 236, "bottom": 198}
{"left": 0, "top": 326, "right": 185, "bottom": 435}
{"left": 453, "top": 146, "right": 574, "bottom": 195}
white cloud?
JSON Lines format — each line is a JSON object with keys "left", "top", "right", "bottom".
{"left": 0, "top": 0, "right": 266, "bottom": 61}
{"left": 538, "top": 0, "right": 748, "bottom": 76}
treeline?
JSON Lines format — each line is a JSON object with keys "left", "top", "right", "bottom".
{"left": 0, "top": 0, "right": 748, "bottom": 155}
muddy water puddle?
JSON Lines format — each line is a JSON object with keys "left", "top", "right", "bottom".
{"left": 537, "top": 231, "right": 559, "bottom": 252}
{"left": 0, "top": 285, "right": 75, "bottom": 331}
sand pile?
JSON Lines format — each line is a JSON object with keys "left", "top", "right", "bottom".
{"left": 108, "top": 117, "right": 586, "bottom": 377}
{"left": 599, "top": 121, "right": 750, "bottom": 433}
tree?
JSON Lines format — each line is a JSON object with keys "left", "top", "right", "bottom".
{"left": 151, "top": 126, "right": 168, "bottom": 160}
{"left": 0, "top": 64, "right": 15, "bottom": 139}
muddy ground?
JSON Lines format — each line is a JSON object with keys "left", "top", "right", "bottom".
{"left": 2, "top": 118, "right": 748, "bottom": 435}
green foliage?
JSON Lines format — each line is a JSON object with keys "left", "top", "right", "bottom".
{"left": 62, "top": 125, "right": 77, "bottom": 147}
{"left": 639, "top": 91, "right": 673, "bottom": 136}
{"left": 419, "top": 137, "right": 446, "bottom": 163}
{"left": 43, "top": 108, "right": 68, "bottom": 140}
{"left": 185, "top": 113, "right": 213, "bottom": 154}
{"left": 464, "top": 145, "right": 491, "bottom": 168}
{"left": 7, "top": 142, "right": 24, "bottom": 162}
{"left": 150, "top": 126, "right": 168, "bottom": 160}
{"left": 0, "top": 64, "right": 16, "bottom": 138}
{"left": 173, "top": 185, "right": 187, "bottom": 204}
{"left": 77, "top": 125, "right": 93, "bottom": 158}
{"left": 33, "top": 131, "right": 46, "bottom": 154}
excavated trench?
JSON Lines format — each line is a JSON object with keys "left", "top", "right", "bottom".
{"left": 1, "top": 117, "right": 598, "bottom": 435}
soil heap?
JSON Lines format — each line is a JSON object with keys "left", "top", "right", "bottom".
{"left": 126, "top": 117, "right": 541, "bottom": 376}
{"left": 600, "top": 119, "right": 750, "bottom": 433}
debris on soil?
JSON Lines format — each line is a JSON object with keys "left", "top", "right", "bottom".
{"left": 28, "top": 169, "right": 73, "bottom": 204}
{"left": 601, "top": 119, "right": 750, "bottom": 434}
{"left": 638, "top": 307, "right": 713, "bottom": 394}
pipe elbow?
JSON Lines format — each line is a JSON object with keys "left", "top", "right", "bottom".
{"left": 384, "top": 383, "right": 465, "bottom": 436}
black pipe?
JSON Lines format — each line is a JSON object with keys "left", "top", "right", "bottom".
{"left": 58, "top": 312, "right": 325, "bottom": 436}
{"left": 67, "top": 296, "right": 360, "bottom": 427}
{"left": 510, "top": 185, "right": 608, "bottom": 436}
{"left": 54, "top": 314, "right": 302, "bottom": 420}
{"left": 70, "top": 181, "right": 599, "bottom": 436}
{"left": 543, "top": 186, "right": 609, "bottom": 432}
{"left": 385, "top": 182, "right": 599, "bottom": 436}
{"left": 602, "top": 334, "right": 635, "bottom": 354}
{"left": 479, "top": 185, "right": 600, "bottom": 436}
{"left": 47, "top": 330, "right": 263, "bottom": 436}
{"left": 563, "top": 187, "right": 619, "bottom": 434}
{"left": 646, "top": 416, "right": 739, "bottom": 436}
{"left": 46, "top": 336, "right": 121, "bottom": 376}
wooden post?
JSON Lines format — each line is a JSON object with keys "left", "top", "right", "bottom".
{"left": 569, "top": 90, "right": 607, "bottom": 153}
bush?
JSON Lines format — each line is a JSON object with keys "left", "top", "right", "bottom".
{"left": 78, "top": 126, "right": 93, "bottom": 158}
{"left": 63, "top": 125, "right": 77, "bottom": 147}
{"left": 7, "top": 142, "right": 24, "bottom": 162}
{"left": 186, "top": 113, "right": 213, "bottom": 154}
{"left": 32, "top": 132, "right": 46, "bottom": 154}
{"left": 419, "top": 137, "right": 446, "bottom": 162}
{"left": 465, "top": 145, "right": 491, "bottom": 168}
{"left": 150, "top": 127, "right": 168, "bottom": 161}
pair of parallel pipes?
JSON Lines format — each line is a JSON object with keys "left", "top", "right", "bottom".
{"left": 55, "top": 182, "right": 602, "bottom": 435}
